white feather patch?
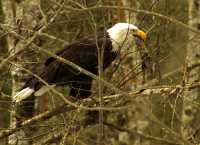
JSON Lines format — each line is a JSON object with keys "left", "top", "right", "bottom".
{"left": 107, "top": 23, "right": 138, "bottom": 51}
{"left": 13, "top": 87, "right": 34, "bottom": 103}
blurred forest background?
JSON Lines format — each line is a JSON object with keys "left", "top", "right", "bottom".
{"left": 0, "top": 0, "right": 200, "bottom": 145}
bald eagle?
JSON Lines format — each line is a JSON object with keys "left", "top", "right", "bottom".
{"left": 14, "top": 23, "right": 146, "bottom": 116}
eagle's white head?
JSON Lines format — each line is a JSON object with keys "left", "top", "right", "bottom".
{"left": 107, "top": 23, "right": 146, "bottom": 51}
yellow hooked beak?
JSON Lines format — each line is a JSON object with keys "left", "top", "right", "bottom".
{"left": 134, "top": 30, "right": 147, "bottom": 42}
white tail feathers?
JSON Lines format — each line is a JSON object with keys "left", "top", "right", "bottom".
{"left": 13, "top": 85, "right": 55, "bottom": 103}
{"left": 13, "top": 87, "right": 35, "bottom": 103}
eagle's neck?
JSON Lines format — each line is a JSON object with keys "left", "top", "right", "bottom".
{"left": 107, "top": 28, "right": 134, "bottom": 52}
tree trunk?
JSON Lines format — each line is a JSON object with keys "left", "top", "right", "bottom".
{"left": 2, "top": 0, "right": 41, "bottom": 144}
{"left": 118, "top": 1, "right": 152, "bottom": 145}
{"left": 0, "top": 0, "right": 10, "bottom": 144}
{"left": 182, "top": 0, "right": 200, "bottom": 141}
{"left": 2, "top": 1, "right": 23, "bottom": 144}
